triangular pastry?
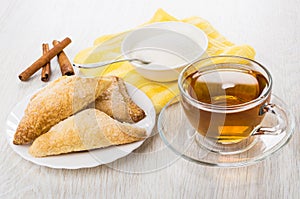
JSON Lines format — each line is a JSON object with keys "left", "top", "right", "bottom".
{"left": 13, "top": 76, "right": 112, "bottom": 145}
{"left": 29, "top": 109, "right": 146, "bottom": 157}
{"left": 94, "top": 76, "right": 146, "bottom": 123}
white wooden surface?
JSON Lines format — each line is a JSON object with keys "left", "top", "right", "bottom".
{"left": 0, "top": 0, "right": 299, "bottom": 198}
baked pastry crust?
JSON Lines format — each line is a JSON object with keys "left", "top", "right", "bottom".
{"left": 13, "top": 76, "right": 112, "bottom": 145}
{"left": 94, "top": 76, "right": 146, "bottom": 123}
{"left": 29, "top": 109, "right": 146, "bottom": 157}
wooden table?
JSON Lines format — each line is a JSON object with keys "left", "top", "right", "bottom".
{"left": 1, "top": 0, "right": 299, "bottom": 198}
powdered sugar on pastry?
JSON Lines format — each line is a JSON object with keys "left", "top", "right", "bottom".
{"left": 13, "top": 76, "right": 112, "bottom": 145}
{"left": 29, "top": 109, "right": 146, "bottom": 157}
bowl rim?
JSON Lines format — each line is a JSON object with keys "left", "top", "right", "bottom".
{"left": 121, "top": 22, "right": 208, "bottom": 72}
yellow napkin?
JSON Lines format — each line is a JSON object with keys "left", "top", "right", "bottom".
{"left": 74, "top": 9, "right": 255, "bottom": 113}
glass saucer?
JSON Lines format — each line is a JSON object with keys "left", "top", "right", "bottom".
{"left": 158, "top": 94, "right": 295, "bottom": 168}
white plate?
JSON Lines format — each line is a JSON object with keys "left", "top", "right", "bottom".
{"left": 6, "top": 83, "right": 156, "bottom": 169}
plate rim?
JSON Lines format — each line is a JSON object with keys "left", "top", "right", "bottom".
{"left": 158, "top": 94, "right": 295, "bottom": 168}
{"left": 6, "top": 82, "right": 156, "bottom": 169}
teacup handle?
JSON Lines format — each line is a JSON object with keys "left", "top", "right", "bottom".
{"left": 252, "top": 103, "right": 286, "bottom": 136}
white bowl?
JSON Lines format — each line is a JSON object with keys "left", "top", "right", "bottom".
{"left": 121, "top": 22, "right": 208, "bottom": 82}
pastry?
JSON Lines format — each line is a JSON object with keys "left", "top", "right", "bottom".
{"left": 13, "top": 76, "right": 112, "bottom": 145}
{"left": 94, "top": 76, "right": 146, "bottom": 123}
{"left": 29, "top": 109, "right": 146, "bottom": 157}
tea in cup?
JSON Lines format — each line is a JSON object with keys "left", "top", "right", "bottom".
{"left": 178, "top": 56, "right": 285, "bottom": 153}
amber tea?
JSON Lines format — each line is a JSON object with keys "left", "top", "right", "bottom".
{"left": 181, "top": 66, "right": 270, "bottom": 143}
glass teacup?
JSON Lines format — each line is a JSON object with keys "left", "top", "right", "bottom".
{"left": 178, "top": 56, "right": 286, "bottom": 154}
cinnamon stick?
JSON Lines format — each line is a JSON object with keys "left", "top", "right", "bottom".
{"left": 41, "top": 43, "right": 51, "bottom": 82}
{"left": 18, "top": 37, "right": 71, "bottom": 81}
{"left": 53, "top": 40, "right": 74, "bottom": 76}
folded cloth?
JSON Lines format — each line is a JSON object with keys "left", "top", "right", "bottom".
{"left": 74, "top": 9, "right": 255, "bottom": 113}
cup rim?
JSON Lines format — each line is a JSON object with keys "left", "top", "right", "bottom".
{"left": 178, "top": 55, "right": 273, "bottom": 112}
